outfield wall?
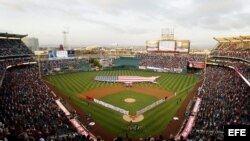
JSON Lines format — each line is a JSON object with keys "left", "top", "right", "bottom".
{"left": 139, "top": 66, "right": 183, "bottom": 73}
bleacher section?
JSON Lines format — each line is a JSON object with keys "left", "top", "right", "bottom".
{"left": 176, "top": 65, "right": 250, "bottom": 140}
{"left": 41, "top": 58, "right": 91, "bottom": 75}
{"left": 137, "top": 54, "right": 205, "bottom": 73}
{"left": 0, "top": 38, "right": 33, "bottom": 57}
{"left": 176, "top": 36, "right": 250, "bottom": 140}
{"left": 0, "top": 33, "right": 98, "bottom": 141}
{"left": 0, "top": 58, "right": 33, "bottom": 87}
{"left": 211, "top": 35, "right": 250, "bottom": 61}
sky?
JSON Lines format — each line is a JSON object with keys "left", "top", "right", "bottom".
{"left": 0, "top": 0, "right": 250, "bottom": 48}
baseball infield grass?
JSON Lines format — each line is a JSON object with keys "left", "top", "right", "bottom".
{"left": 47, "top": 70, "right": 199, "bottom": 138}
{"left": 100, "top": 90, "right": 159, "bottom": 114}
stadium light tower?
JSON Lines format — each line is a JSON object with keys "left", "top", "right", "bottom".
{"left": 161, "top": 27, "right": 174, "bottom": 40}
{"left": 62, "top": 27, "right": 69, "bottom": 50}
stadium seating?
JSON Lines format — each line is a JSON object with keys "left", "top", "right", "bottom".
{"left": 175, "top": 39, "right": 250, "bottom": 140}
{"left": 0, "top": 65, "right": 75, "bottom": 140}
{"left": 234, "top": 63, "right": 250, "bottom": 82}
{"left": 137, "top": 54, "right": 205, "bottom": 69}
{"left": 41, "top": 58, "right": 90, "bottom": 75}
{"left": 0, "top": 39, "right": 33, "bottom": 57}
{"left": 210, "top": 42, "right": 250, "bottom": 61}
{"left": 0, "top": 36, "right": 97, "bottom": 141}
{"left": 188, "top": 66, "right": 250, "bottom": 140}
{"left": 0, "top": 58, "right": 32, "bottom": 87}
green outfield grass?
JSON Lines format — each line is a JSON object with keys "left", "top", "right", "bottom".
{"left": 47, "top": 70, "right": 199, "bottom": 138}
{"left": 100, "top": 90, "right": 159, "bottom": 114}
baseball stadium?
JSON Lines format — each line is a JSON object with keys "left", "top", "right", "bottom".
{"left": 1, "top": 1, "right": 250, "bottom": 140}
{"left": 1, "top": 31, "right": 250, "bottom": 141}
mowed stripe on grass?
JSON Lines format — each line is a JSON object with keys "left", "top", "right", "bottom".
{"left": 100, "top": 90, "right": 159, "bottom": 114}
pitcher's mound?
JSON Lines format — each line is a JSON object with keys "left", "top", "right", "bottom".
{"left": 123, "top": 115, "right": 144, "bottom": 122}
{"left": 124, "top": 98, "right": 136, "bottom": 103}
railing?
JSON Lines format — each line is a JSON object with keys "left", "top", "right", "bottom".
{"left": 0, "top": 69, "right": 6, "bottom": 87}
{"left": 55, "top": 99, "right": 97, "bottom": 141}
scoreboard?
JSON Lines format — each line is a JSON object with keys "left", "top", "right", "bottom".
{"left": 146, "top": 40, "right": 190, "bottom": 53}
{"left": 48, "top": 50, "right": 75, "bottom": 59}
{"left": 146, "top": 40, "right": 158, "bottom": 51}
{"left": 175, "top": 40, "right": 190, "bottom": 53}
{"left": 159, "top": 41, "right": 175, "bottom": 51}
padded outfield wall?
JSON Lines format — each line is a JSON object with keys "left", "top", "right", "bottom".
{"left": 105, "top": 57, "right": 141, "bottom": 70}
{"left": 105, "top": 56, "right": 188, "bottom": 73}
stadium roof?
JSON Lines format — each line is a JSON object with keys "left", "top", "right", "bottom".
{"left": 214, "top": 35, "right": 250, "bottom": 42}
{"left": 0, "top": 32, "right": 28, "bottom": 39}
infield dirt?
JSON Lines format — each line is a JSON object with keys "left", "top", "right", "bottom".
{"left": 80, "top": 86, "right": 174, "bottom": 99}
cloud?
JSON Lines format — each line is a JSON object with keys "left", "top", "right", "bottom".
{"left": 169, "top": 0, "right": 249, "bottom": 30}
{"left": 0, "top": 0, "right": 249, "bottom": 47}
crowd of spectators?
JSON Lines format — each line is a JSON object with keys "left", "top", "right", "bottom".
{"left": 211, "top": 50, "right": 250, "bottom": 61}
{"left": 0, "top": 58, "right": 33, "bottom": 86}
{"left": 210, "top": 42, "right": 250, "bottom": 61}
{"left": 0, "top": 37, "right": 97, "bottom": 140}
{"left": 112, "top": 134, "right": 168, "bottom": 141}
{"left": 0, "top": 39, "right": 33, "bottom": 57}
{"left": 0, "top": 65, "right": 79, "bottom": 140}
{"left": 190, "top": 66, "right": 250, "bottom": 140}
{"left": 206, "top": 57, "right": 250, "bottom": 83}
{"left": 41, "top": 58, "right": 89, "bottom": 75}
{"left": 137, "top": 54, "right": 205, "bottom": 69}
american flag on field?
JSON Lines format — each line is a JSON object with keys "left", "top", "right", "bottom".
{"left": 95, "top": 76, "right": 159, "bottom": 84}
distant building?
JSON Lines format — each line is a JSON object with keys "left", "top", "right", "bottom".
{"left": 22, "top": 37, "right": 39, "bottom": 52}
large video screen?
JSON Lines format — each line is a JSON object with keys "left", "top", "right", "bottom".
{"left": 56, "top": 51, "right": 68, "bottom": 58}
{"left": 159, "top": 41, "right": 175, "bottom": 51}
{"left": 48, "top": 50, "right": 70, "bottom": 59}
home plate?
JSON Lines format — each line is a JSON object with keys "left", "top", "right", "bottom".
{"left": 123, "top": 114, "right": 144, "bottom": 122}
{"left": 173, "top": 117, "right": 179, "bottom": 120}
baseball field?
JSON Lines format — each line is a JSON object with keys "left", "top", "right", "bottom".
{"left": 47, "top": 70, "right": 199, "bottom": 138}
